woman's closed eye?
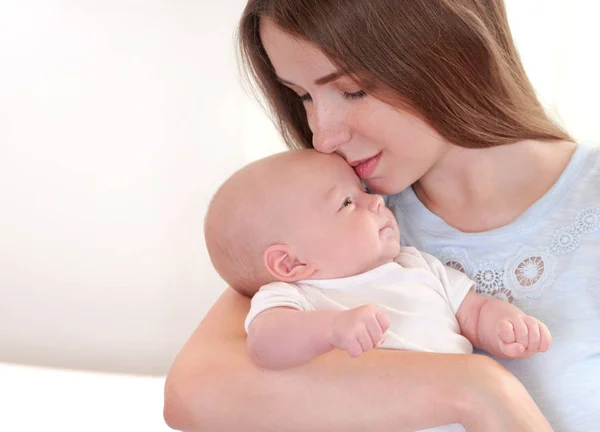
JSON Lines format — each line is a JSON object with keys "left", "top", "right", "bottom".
{"left": 343, "top": 90, "right": 366, "bottom": 100}
{"left": 299, "top": 90, "right": 367, "bottom": 103}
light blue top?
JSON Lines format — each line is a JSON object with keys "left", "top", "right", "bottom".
{"left": 386, "top": 142, "right": 600, "bottom": 431}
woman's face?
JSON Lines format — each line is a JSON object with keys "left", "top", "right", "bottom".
{"left": 260, "top": 19, "right": 451, "bottom": 195}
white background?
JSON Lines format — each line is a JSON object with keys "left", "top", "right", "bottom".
{"left": 0, "top": 0, "right": 598, "bottom": 379}
{"left": 0, "top": 1, "right": 598, "bottom": 431}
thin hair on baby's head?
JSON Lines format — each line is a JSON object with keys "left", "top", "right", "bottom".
{"left": 204, "top": 166, "right": 271, "bottom": 296}
{"left": 204, "top": 150, "right": 313, "bottom": 296}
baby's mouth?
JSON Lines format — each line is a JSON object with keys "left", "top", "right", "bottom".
{"left": 379, "top": 219, "right": 395, "bottom": 234}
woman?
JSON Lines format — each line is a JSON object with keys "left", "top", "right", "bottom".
{"left": 164, "top": 1, "right": 600, "bottom": 431}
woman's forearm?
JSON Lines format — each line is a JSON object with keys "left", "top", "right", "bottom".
{"left": 164, "top": 288, "right": 551, "bottom": 432}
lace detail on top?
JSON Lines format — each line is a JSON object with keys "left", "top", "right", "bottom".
{"left": 436, "top": 207, "right": 598, "bottom": 303}
{"left": 550, "top": 207, "right": 600, "bottom": 255}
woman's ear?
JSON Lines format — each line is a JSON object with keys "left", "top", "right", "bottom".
{"left": 263, "top": 244, "right": 316, "bottom": 282}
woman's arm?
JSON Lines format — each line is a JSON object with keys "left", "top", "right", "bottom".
{"left": 164, "top": 288, "right": 552, "bottom": 432}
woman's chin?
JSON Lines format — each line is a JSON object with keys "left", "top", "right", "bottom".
{"left": 367, "top": 176, "right": 415, "bottom": 196}
{"left": 365, "top": 178, "right": 396, "bottom": 195}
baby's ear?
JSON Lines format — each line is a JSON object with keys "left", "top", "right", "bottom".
{"left": 264, "top": 244, "right": 315, "bottom": 282}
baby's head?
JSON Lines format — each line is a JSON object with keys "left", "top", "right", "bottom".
{"left": 204, "top": 149, "right": 400, "bottom": 295}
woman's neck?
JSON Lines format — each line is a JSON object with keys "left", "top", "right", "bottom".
{"left": 413, "top": 139, "right": 577, "bottom": 233}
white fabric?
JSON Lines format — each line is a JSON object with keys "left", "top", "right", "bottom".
{"left": 245, "top": 247, "right": 474, "bottom": 354}
{"left": 387, "top": 142, "right": 600, "bottom": 431}
{"left": 246, "top": 247, "right": 474, "bottom": 432}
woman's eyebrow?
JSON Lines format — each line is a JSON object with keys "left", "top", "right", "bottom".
{"left": 277, "top": 71, "right": 344, "bottom": 87}
{"left": 314, "top": 71, "right": 343, "bottom": 85}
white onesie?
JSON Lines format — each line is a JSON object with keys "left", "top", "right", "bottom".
{"left": 245, "top": 247, "right": 475, "bottom": 432}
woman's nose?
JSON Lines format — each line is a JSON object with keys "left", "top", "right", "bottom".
{"left": 309, "top": 105, "right": 351, "bottom": 154}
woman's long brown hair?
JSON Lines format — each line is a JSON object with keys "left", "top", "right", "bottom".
{"left": 238, "top": 0, "right": 571, "bottom": 150}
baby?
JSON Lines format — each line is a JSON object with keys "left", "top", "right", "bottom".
{"left": 204, "top": 150, "right": 551, "bottom": 424}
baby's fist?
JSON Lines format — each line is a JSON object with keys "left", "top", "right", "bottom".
{"left": 330, "top": 305, "right": 390, "bottom": 357}
{"left": 497, "top": 314, "right": 552, "bottom": 359}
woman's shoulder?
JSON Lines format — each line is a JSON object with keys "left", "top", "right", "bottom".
{"left": 560, "top": 142, "right": 600, "bottom": 201}
{"left": 573, "top": 141, "right": 600, "bottom": 169}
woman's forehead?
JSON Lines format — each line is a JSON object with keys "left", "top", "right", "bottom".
{"left": 260, "top": 19, "right": 336, "bottom": 85}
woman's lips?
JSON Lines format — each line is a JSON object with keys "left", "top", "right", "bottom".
{"left": 353, "top": 152, "right": 381, "bottom": 179}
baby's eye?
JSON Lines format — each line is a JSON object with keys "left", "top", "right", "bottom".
{"left": 341, "top": 197, "right": 354, "bottom": 208}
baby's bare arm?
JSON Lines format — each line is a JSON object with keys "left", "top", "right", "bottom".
{"left": 249, "top": 304, "right": 390, "bottom": 368}
{"left": 247, "top": 307, "right": 337, "bottom": 369}
{"left": 457, "top": 292, "right": 552, "bottom": 359}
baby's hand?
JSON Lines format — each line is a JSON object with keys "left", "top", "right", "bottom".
{"left": 330, "top": 305, "right": 390, "bottom": 357}
{"left": 497, "top": 314, "right": 552, "bottom": 359}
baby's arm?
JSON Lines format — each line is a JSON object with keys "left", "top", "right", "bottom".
{"left": 398, "top": 247, "right": 552, "bottom": 360}
{"left": 247, "top": 308, "right": 335, "bottom": 369}
{"left": 456, "top": 292, "right": 552, "bottom": 359}
{"left": 247, "top": 303, "right": 390, "bottom": 370}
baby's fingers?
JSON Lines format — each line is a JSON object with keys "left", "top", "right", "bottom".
{"left": 498, "top": 320, "right": 516, "bottom": 344}
{"left": 365, "top": 311, "right": 389, "bottom": 347}
{"left": 357, "top": 328, "right": 375, "bottom": 352}
{"left": 524, "top": 316, "right": 541, "bottom": 352}
{"left": 376, "top": 310, "right": 391, "bottom": 333}
{"left": 511, "top": 317, "right": 530, "bottom": 347}
{"left": 498, "top": 319, "right": 526, "bottom": 358}
{"left": 500, "top": 341, "right": 526, "bottom": 358}
{"left": 538, "top": 322, "right": 552, "bottom": 352}
{"left": 345, "top": 339, "right": 364, "bottom": 358}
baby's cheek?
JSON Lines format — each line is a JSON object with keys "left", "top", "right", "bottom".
{"left": 338, "top": 242, "right": 366, "bottom": 267}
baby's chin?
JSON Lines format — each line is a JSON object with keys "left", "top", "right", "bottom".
{"left": 386, "top": 243, "right": 402, "bottom": 262}
{"left": 375, "top": 248, "right": 401, "bottom": 267}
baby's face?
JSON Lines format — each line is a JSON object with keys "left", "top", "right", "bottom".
{"left": 279, "top": 153, "right": 401, "bottom": 279}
